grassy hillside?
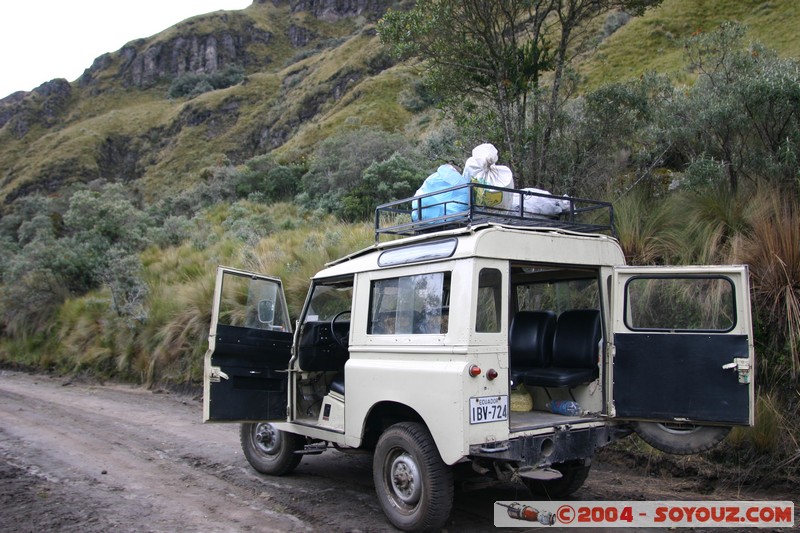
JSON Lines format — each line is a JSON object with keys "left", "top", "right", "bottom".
{"left": 583, "top": 0, "right": 800, "bottom": 88}
{"left": 0, "top": 1, "right": 419, "bottom": 204}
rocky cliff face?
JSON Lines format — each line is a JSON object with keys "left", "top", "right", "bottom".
{"left": 75, "top": 12, "right": 274, "bottom": 91}
{"left": 77, "top": 0, "right": 395, "bottom": 90}
{"left": 258, "top": 0, "right": 391, "bottom": 20}
{"left": 4, "top": 0, "right": 396, "bottom": 98}
{"left": 115, "top": 27, "right": 270, "bottom": 89}
{"left": 0, "top": 78, "right": 72, "bottom": 138}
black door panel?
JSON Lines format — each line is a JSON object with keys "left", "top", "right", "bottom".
{"left": 207, "top": 325, "right": 292, "bottom": 421}
{"left": 613, "top": 333, "right": 749, "bottom": 424}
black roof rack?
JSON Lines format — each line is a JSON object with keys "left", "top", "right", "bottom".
{"left": 375, "top": 183, "right": 615, "bottom": 241}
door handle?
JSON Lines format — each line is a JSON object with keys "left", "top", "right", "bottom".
{"left": 209, "top": 366, "right": 229, "bottom": 382}
{"left": 722, "top": 357, "right": 750, "bottom": 384}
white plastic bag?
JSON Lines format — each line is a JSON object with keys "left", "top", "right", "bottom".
{"left": 462, "top": 143, "right": 514, "bottom": 210}
{"left": 510, "top": 188, "right": 570, "bottom": 216}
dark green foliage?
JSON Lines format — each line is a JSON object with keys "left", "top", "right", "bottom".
{"left": 0, "top": 182, "right": 154, "bottom": 336}
{"left": 681, "top": 157, "right": 728, "bottom": 191}
{"left": 304, "top": 127, "right": 410, "bottom": 193}
{"left": 168, "top": 64, "right": 245, "bottom": 99}
{"left": 100, "top": 248, "right": 149, "bottom": 323}
{"left": 236, "top": 155, "right": 305, "bottom": 202}
{"left": 340, "top": 154, "right": 423, "bottom": 221}
{"left": 154, "top": 164, "right": 240, "bottom": 219}
{"left": 554, "top": 72, "right": 674, "bottom": 196}
{"left": 398, "top": 79, "right": 439, "bottom": 112}
{"left": 64, "top": 183, "right": 150, "bottom": 254}
{"left": 558, "top": 22, "right": 800, "bottom": 199}
{"left": 147, "top": 216, "right": 193, "bottom": 248}
{"left": 299, "top": 127, "right": 419, "bottom": 219}
{"left": 674, "top": 22, "right": 800, "bottom": 192}
{"left": 1, "top": 232, "right": 73, "bottom": 335}
{"left": 222, "top": 202, "right": 274, "bottom": 243}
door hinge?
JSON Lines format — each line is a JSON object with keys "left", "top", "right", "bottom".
{"left": 209, "top": 366, "right": 230, "bottom": 383}
{"left": 722, "top": 357, "right": 751, "bottom": 384}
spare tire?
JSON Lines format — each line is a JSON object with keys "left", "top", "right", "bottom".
{"left": 634, "top": 422, "right": 731, "bottom": 455}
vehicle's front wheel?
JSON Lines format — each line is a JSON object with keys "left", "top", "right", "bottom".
{"left": 373, "top": 422, "right": 453, "bottom": 532}
{"left": 524, "top": 459, "right": 591, "bottom": 498}
{"left": 634, "top": 422, "right": 731, "bottom": 455}
{"left": 240, "top": 422, "right": 303, "bottom": 475}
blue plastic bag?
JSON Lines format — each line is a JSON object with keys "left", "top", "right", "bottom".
{"left": 411, "top": 164, "right": 469, "bottom": 222}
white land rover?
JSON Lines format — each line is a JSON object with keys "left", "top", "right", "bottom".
{"left": 203, "top": 184, "right": 754, "bottom": 532}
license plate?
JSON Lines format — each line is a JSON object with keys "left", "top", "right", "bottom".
{"left": 469, "top": 395, "right": 508, "bottom": 424}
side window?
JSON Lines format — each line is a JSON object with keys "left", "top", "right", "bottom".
{"left": 369, "top": 272, "right": 451, "bottom": 335}
{"left": 218, "top": 273, "right": 292, "bottom": 332}
{"left": 625, "top": 276, "right": 735, "bottom": 331}
{"left": 476, "top": 268, "right": 502, "bottom": 333}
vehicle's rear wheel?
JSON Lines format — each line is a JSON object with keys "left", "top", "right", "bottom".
{"left": 373, "top": 422, "right": 453, "bottom": 532}
{"left": 523, "top": 459, "right": 591, "bottom": 498}
{"left": 240, "top": 422, "right": 303, "bottom": 475}
{"left": 634, "top": 422, "right": 731, "bottom": 455}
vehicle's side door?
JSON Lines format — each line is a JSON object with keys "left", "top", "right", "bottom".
{"left": 203, "top": 266, "right": 293, "bottom": 422}
{"left": 610, "top": 266, "right": 754, "bottom": 426}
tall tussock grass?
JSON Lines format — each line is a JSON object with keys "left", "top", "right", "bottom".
{"left": 613, "top": 190, "right": 680, "bottom": 265}
{"left": 0, "top": 204, "right": 374, "bottom": 388}
{"left": 143, "top": 275, "right": 216, "bottom": 386}
{"left": 712, "top": 392, "right": 800, "bottom": 487}
{"left": 677, "top": 189, "right": 752, "bottom": 265}
{"left": 732, "top": 189, "right": 800, "bottom": 381}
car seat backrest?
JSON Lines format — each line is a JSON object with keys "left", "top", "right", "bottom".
{"left": 509, "top": 310, "right": 557, "bottom": 368}
{"left": 552, "top": 309, "right": 601, "bottom": 369}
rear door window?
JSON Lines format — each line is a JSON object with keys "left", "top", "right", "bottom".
{"left": 624, "top": 276, "right": 736, "bottom": 332}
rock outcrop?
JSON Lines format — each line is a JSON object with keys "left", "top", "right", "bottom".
{"left": 79, "top": 22, "right": 272, "bottom": 90}
{"left": 0, "top": 78, "right": 72, "bottom": 138}
{"left": 256, "top": 0, "right": 391, "bottom": 20}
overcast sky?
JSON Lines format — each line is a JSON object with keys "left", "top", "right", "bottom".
{"left": 0, "top": 0, "right": 252, "bottom": 99}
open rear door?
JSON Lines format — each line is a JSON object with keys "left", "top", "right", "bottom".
{"left": 203, "top": 266, "right": 293, "bottom": 422}
{"left": 610, "top": 266, "right": 754, "bottom": 426}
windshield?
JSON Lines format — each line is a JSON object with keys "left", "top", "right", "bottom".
{"left": 303, "top": 280, "right": 353, "bottom": 323}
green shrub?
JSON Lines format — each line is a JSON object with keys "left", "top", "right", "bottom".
{"left": 300, "top": 127, "right": 417, "bottom": 218}
{"left": 674, "top": 22, "right": 800, "bottom": 193}
{"left": 340, "top": 153, "right": 423, "bottom": 221}
{"left": 168, "top": 64, "right": 245, "bottom": 98}
{"left": 236, "top": 154, "right": 305, "bottom": 202}
{"left": 0, "top": 181, "right": 155, "bottom": 338}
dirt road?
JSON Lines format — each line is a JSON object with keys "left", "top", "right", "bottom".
{"left": 0, "top": 370, "right": 795, "bottom": 532}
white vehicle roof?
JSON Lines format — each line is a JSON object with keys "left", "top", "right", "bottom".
{"left": 315, "top": 224, "right": 626, "bottom": 280}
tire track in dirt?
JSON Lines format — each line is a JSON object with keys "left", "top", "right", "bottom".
{"left": 2, "top": 371, "right": 795, "bottom": 532}
{"left": 0, "top": 373, "right": 315, "bottom": 532}
{"left": 0, "top": 372, "right": 520, "bottom": 532}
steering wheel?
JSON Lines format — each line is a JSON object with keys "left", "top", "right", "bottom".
{"left": 330, "top": 310, "right": 351, "bottom": 348}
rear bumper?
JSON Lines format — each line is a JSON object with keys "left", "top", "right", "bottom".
{"left": 468, "top": 424, "right": 629, "bottom": 467}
